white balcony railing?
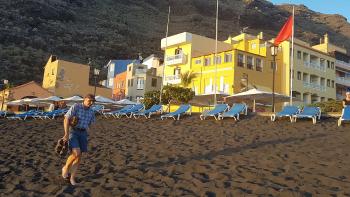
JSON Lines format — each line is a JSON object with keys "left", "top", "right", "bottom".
{"left": 308, "top": 62, "right": 325, "bottom": 72}
{"left": 336, "top": 76, "right": 350, "bottom": 86}
{"left": 164, "top": 75, "right": 181, "bottom": 84}
{"left": 336, "top": 60, "right": 350, "bottom": 70}
{"left": 165, "top": 53, "right": 187, "bottom": 66}
{"left": 303, "top": 81, "right": 326, "bottom": 92}
{"left": 134, "top": 68, "right": 147, "bottom": 75}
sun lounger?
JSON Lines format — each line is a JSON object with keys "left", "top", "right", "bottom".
{"left": 218, "top": 103, "right": 247, "bottom": 120}
{"left": 200, "top": 104, "right": 228, "bottom": 120}
{"left": 115, "top": 104, "right": 144, "bottom": 118}
{"left": 271, "top": 105, "right": 300, "bottom": 122}
{"left": 7, "top": 110, "right": 43, "bottom": 120}
{"left": 33, "top": 109, "right": 68, "bottom": 119}
{"left": 0, "top": 111, "right": 7, "bottom": 118}
{"left": 103, "top": 105, "right": 134, "bottom": 118}
{"left": 133, "top": 104, "right": 162, "bottom": 119}
{"left": 338, "top": 106, "right": 350, "bottom": 126}
{"left": 292, "top": 106, "right": 321, "bottom": 124}
{"left": 161, "top": 104, "right": 191, "bottom": 120}
{"left": 91, "top": 105, "right": 104, "bottom": 114}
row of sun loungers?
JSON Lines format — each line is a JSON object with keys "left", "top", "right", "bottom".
{"left": 2, "top": 104, "right": 349, "bottom": 126}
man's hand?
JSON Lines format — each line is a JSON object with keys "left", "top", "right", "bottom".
{"left": 63, "top": 134, "right": 69, "bottom": 142}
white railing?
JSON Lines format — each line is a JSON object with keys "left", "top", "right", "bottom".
{"left": 135, "top": 68, "right": 147, "bottom": 75}
{"left": 336, "top": 60, "right": 350, "bottom": 69}
{"left": 165, "top": 53, "right": 187, "bottom": 66}
{"left": 309, "top": 62, "right": 325, "bottom": 72}
{"left": 336, "top": 76, "right": 350, "bottom": 86}
{"left": 164, "top": 75, "right": 181, "bottom": 84}
{"left": 303, "top": 81, "right": 326, "bottom": 92}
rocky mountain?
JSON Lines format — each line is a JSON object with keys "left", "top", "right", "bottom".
{"left": 0, "top": 0, "right": 349, "bottom": 85}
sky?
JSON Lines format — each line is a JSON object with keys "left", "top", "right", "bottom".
{"left": 268, "top": 0, "right": 350, "bottom": 21}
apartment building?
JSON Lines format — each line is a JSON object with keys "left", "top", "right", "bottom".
{"left": 313, "top": 34, "right": 350, "bottom": 100}
{"left": 103, "top": 59, "right": 134, "bottom": 88}
{"left": 112, "top": 71, "right": 127, "bottom": 100}
{"left": 125, "top": 62, "right": 162, "bottom": 102}
{"left": 42, "top": 55, "right": 112, "bottom": 98}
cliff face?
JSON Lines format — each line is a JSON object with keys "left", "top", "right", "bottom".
{"left": 0, "top": 0, "right": 349, "bottom": 85}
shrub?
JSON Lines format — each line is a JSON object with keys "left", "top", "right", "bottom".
{"left": 308, "top": 100, "right": 343, "bottom": 112}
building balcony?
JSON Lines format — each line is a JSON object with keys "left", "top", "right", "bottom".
{"left": 303, "top": 82, "right": 326, "bottom": 92}
{"left": 134, "top": 68, "right": 147, "bottom": 75}
{"left": 336, "top": 60, "right": 350, "bottom": 70}
{"left": 164, "top": 75, "right": 181, "bottom": 84}
{"left": 165, "top": 53, "right": 187, "bottom": 66}
{"left": 336, "top": 76, "right": 350, "bottom": 86}
{"left": 309, "top": 62, "right": 325, "bottom": 72}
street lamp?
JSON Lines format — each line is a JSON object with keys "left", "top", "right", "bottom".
{"left": 1, "top": 79, "right": 9, "bottom": 111}
{"left": 93, "top": 68, "right": 100, "bottom": 96}
{"left": 271, "top": 46, "right": 278, "bottom": 113}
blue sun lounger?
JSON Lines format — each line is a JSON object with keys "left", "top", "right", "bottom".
{"left": 161, "top": 104, "right": 191, "bottom": 120}
{"left": 292, "top": 106, "right": 321, "bottom": 124}
{"left": 115, "top": 104, "right": 144, "bottom": 118}
{"left": 133, "top": 104, "right": 162, "bottom": 119}
{"left": 271, "top": 106, "right": 300, "bottom": 122}
{"left": 7, "top": 110, "right": 43, "bottom": 120}
{"left": 103, "top": 105, "right": 134, "bottom": 118}
{"left": 218, "top": 103, "right": 247, "bottom": 120}
{"left": 338, "top": 106, "right": 350, "bottom": 126}
{"left": 200, "top": 104, "right": 228, "bottom": 120}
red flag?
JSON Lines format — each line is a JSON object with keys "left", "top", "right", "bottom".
{"left": 274, "top": 16, "right": 293, "bottom": 46}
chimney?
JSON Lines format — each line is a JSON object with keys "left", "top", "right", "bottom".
{"left": 324, "top": 33, "right": 329, "bottom": 44}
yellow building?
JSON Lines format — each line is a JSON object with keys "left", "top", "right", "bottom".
{"left": 277, "top": 38, "right": 336, "bottom": 104}
{"left": 161, "top": 31, "right": 336, "bottom": 110}
{"left": 42, "top": 55, "right": 112, "bottom": 98}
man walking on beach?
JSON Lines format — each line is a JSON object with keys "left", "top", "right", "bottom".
{"left": 61, "top": 94, "right": 96, "bottom": 185}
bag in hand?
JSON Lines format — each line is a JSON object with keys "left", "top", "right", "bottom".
{"left": 55, "top": 138, "right": 68, "bottom": 156}
{"left": 69, "top": 116, "right": 79, "bottom": 127}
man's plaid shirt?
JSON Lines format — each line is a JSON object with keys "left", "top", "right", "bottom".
{"left": 65, "top": 103, "right": 95, "bottom": 130}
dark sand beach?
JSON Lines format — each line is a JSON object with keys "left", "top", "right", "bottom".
{"left": 0, "top": 114, "right": 350, "bottom": 196}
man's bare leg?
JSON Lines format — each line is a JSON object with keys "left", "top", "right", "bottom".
{"left": 69, "top": 149, "right": 81, "bottom": 185}
{"left": 62, "top": 149, "right": 80, "bottom": 179}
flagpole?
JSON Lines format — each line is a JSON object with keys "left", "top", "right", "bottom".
{"left": 160, "top": 5, "right": 171, "bottom": 105}
{"left": 290, "top": 6, "right": 295, "bottom": 105}
{"left": 213, "top": 0, "right": 219, "bottom": 105}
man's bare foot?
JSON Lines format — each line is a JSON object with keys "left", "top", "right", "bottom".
{"left": 62, "top": 166, "right": 69, "bottom": 179}
{"left": 70, "top": 177, "right": 77, "bottom": 186}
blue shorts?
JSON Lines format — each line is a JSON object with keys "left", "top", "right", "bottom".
{"left": 68, "top": 130, "right": 88, "bottom": 152}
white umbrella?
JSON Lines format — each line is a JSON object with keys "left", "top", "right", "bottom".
{"left": 37, "top": 96, "right": 62, "bottom": 102}
{"left": 223, "top": 88, "right": 291, "bottom": 112}
{"left": 95, "top": 96, "right": 117, "bottom": 104}
{"left": 6, "top": 99, "right": 25, "bottom": 105}
{"left": 62, "top": 96, "right": 83, "bottom": 102}
{"left": 115, "top": 99, "right": 137, "bottom": 105}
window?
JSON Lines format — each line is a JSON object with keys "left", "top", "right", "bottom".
{"left": 204, "top": 57, "right": 211, "bottom": 66}
{"left": 174, "top": 68, "right": 181, "bottom": 76}
{"left": 247, "top": 56, "right": 253, "bottom": 70}
{"left": 256, "top": 58, "right": 262, "bottom": 72}
{"left": 331, "top": 62, "right": 334, "bottom": 69}
{"left": 224, "top": 53, "right": 232, "bottom": 63}
{"left": 331, "top": 80, "right": 334, "bottom": 88}
{"left": 131, "top": 78, "right": 133, "bottom": 87}
{"left": 251, "top": 43, "right": 256, "bottom": 49}
{"left": 175, "top": 48, "right": 182, "bottom": 55}
{"left": 214, "top": 56, "right": 221, "bottom": 64}
{"left": 151, "top": 78, "right": 157, "bottom": 87}
{"left": 136, "top": 77, "right": 144, "bottom": 90}
{"left": 297, "top": 51, "right": 301, "bottom": 59}
{"left": 109, "top": 65, "right": 115, "bottom": 73}
{"left": 109, "top": 78, "right": 114, "bottom": 87}
{"left": 128, "top": 66, "right": 131, "bottom": 71}
{"left": 297, "top": 71, "right": 301, "bottom": 80}
{"left": 327, "top": 79, "right": 330, "bottom": 87}
{"left": 195, "top": 59, "right": 202, "bottom": 65}
{"left": 237, "top": 54, "right": 244, "bottom": 67}
{"left": 327, "top": 60, "right": 330, "bottom": 68}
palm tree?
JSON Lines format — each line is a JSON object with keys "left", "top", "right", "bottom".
{"left": 180, "top": 70, "right": 197, "bottom": 87}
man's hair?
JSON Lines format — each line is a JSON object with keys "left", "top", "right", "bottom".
{"left": 84, "top": 94, "right": 96, "bottom": 101}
